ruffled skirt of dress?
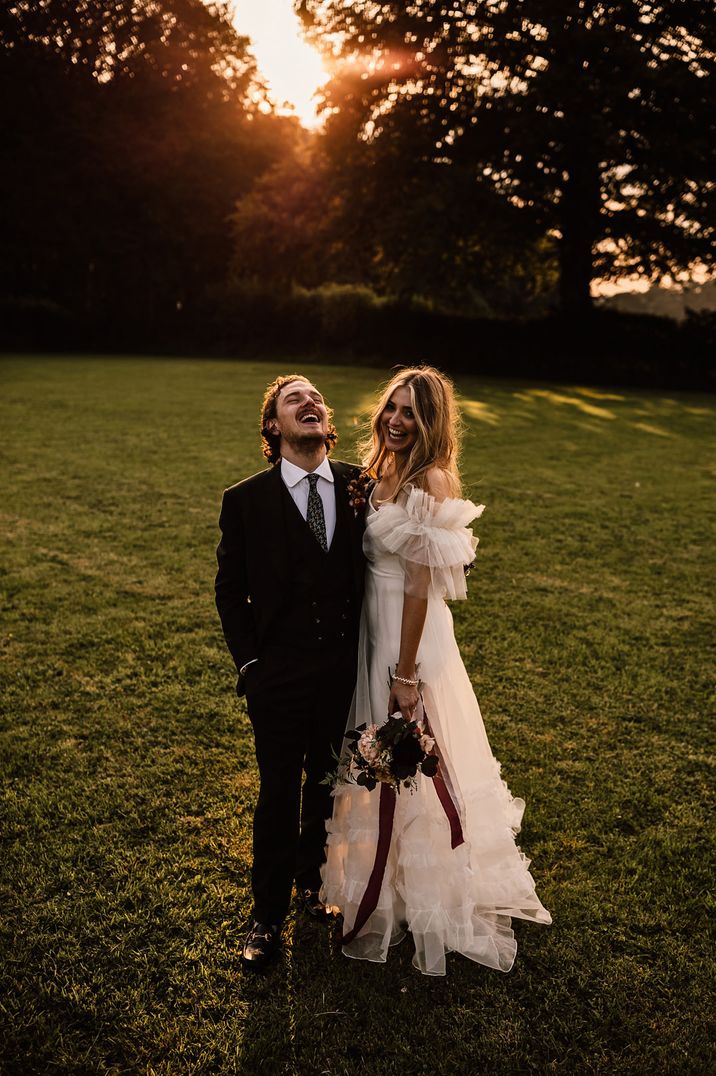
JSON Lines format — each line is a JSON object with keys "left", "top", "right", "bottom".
{"left": 320, "top": 565, "right": 552, "bottom": 976}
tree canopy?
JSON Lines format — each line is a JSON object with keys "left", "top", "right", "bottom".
{"left": 298, "top": 0, "right": 716, "bottom": 311}
{"left": 0, "top": 0, "right": 287, "bottom": 334}
{"left": 2, "top": 0, "right": 714, "bottom": 371}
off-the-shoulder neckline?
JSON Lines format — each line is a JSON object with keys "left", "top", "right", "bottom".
{"left": 368, "top": 483, "right": 408, "bottom": 512}
{"left": 369, "top": 483, "right": 483, "bottom": 518}
{"left": 368, "top": 483, "right": 447, "bottom": 513}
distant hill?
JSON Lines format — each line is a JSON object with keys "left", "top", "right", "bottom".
{"left": 596, "top": 279, "right": 716, "bottom": 321}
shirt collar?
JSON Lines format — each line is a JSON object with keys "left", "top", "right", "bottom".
{"left": 280, "top": 455, "right": 334, "bottom": 489}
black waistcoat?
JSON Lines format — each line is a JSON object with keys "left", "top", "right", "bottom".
{"left": 273, "top": 480, "right": 359, "bottom": 650}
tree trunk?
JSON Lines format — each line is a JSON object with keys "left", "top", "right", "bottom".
{"left": 558, "top": 140, "right": 600, "bottom": 316}
{"left": 558, "top": 234, "right": 594, "bottom": 315}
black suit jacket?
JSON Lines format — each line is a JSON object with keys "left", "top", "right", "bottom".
{"left": 215, "top": 459, "right": 365, "bottom": 693}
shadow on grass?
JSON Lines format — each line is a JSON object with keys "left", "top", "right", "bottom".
{"left": 238, "top": 910, "right": 528, "bottom": 1074}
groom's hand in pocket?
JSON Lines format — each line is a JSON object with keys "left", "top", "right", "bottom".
{"left": 236, "top": 658, "right": 258, "bottom": 698}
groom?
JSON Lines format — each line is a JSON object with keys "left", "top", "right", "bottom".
{"left": 215, "top": 374, "right": 364, "bottom": 970}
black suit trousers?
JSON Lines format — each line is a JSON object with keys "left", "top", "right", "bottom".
{"left": 245, "top": 640, "right": 358, "bottom": 924}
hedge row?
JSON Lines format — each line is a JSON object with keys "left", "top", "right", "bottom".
{"left": 2, "top": 284, "right": 714, "bottom": 390}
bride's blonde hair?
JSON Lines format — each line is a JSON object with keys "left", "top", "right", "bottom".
{"left": 359, "top": 366, "right": 462, "bottom": 499}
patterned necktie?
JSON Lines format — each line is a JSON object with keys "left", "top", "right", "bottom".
{"left": 306, "top": 473, "right": 328, "bottom": 552}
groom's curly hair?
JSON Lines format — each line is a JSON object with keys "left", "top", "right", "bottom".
{"left": 260, "top": 374, "right": 338, "bottom": 465}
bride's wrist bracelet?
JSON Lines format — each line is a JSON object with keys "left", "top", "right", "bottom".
{"left": 393, "top": 673, "right": 419, "bottom": 686}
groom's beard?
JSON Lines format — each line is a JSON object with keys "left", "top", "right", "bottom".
{"left": 282, "top": 429, "right": 327, "bottom": 453}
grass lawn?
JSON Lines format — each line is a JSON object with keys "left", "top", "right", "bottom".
{"left": 1, "top": 355, "right": 714, "bottom": 1075}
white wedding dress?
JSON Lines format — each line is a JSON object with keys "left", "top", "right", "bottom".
{"left": 320, "top": 486, "right": 552, "bottom": 976}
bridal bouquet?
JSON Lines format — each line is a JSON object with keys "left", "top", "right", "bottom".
{"left": 326, "top": 714, "right": 439, "bottom": 794}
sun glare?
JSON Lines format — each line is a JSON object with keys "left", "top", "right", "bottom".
{"left": 232, "top": 0, "right": 328, "bottom": 127}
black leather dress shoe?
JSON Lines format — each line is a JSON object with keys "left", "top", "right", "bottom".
{"left": 297, "top": 888, "right": 330, "bottom": 920}
{"left": 241, "top": 921, "right": 281, "bottom": 971}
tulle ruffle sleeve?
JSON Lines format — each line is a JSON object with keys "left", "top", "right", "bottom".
{"left": 369, "top": 486, "right": 484, "bottom": 600}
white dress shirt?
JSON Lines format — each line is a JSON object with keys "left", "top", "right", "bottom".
{"left": 280, "top": 456, "right": 337, "bottom": 548}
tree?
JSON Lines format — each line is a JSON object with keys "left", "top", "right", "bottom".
{"left": 230, "top": 128, "right": 349, "bottom": 288}
{"left": 298, "top": 0, "right": 715, "bottom": 313}
{"left": 316, "top": 67, "right": 556, "bottom": 312}
{"left": 0, "top": 1, "right": 288, "bottom": 337}
{"left": 0, "top": 1, "right": 253, "bottom": 90}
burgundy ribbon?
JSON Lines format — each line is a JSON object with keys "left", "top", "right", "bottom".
{"left": 431, "top": 767, "right": 465, "bottom": 850}
{"left": 422, "top": 706, "right": 465, "bottom": 850}
{"left": 339, "top": 711, "right": 465, "bottom": 946}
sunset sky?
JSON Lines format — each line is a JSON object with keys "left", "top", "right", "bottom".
{"left": 231, "top": 0, "right": 328, "bottom": 126}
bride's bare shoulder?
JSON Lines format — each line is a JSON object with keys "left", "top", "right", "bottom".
{"left": 424, "top": 467, "right": 458, "bottom": 502}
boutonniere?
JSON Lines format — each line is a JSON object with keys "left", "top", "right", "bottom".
{"left": 347, "top": 471, "right": 371, "bottom": 517}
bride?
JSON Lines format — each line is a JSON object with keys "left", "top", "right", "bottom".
{"left": 321, "top": 366, "right": 551, "bottom": 976}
